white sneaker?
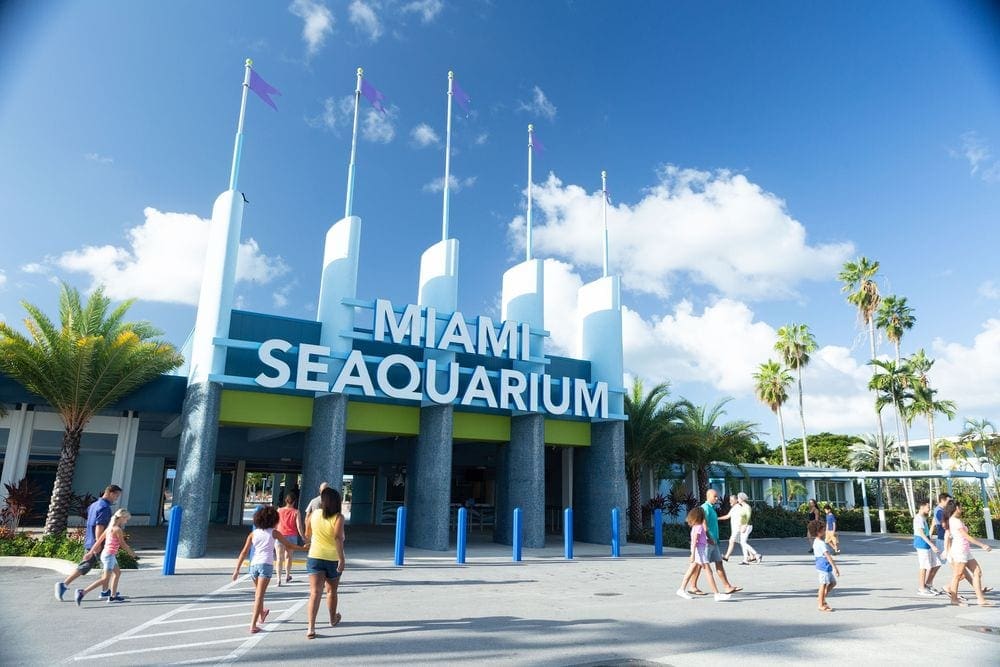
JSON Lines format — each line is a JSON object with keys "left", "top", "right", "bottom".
{"left": 928, "top": 587, "right": 944, "bottom": 596}
{"left": 917, "top": 588, "right": 936, "bottom": 597}
{"left": 676, "top": 589, "right": 694, "bottom": 600}
{"left": 714, "top": 593, "right": 732, "bottom": 601}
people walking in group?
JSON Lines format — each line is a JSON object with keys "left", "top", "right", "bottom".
{"left": 677, "top": 506, "right": 731, "bottom": 601}
{"left": 824, "top": 504, "right": 840, "bottom": 554}
{"left": 75, "top": 508, "right": 134, "bottom": 605}
{"left": 55, "top": 484, "right": 122, "bottom": 602}
{"left": 735, "top": 492, "right": 761, "bottom": 564}
{"left": 806, "top": 498, "right": 820, "bottom": 553}
{"left": 233, "top": 505, "right": 307, "bottom": 634}
{"left": 931, "top": 493, "right": 950, "bottom": 561}
{"left": 942, "top": 500, "right": 994, "bottom": 607}
{"left": 305, "top": 486, "right": 347, "bottom": 639}
{"left": 720, "top": 494, "right": 744, "bottom": 562}
{"left": 276, "top": 490, "right": 305, "bottom": 586}
{"left": 912, "top": 498, "right": 943, "bottom": 596}
{"left": 304, "top": 482, "right": 329, "bottom": 519}
{"left": 810, "top": 519, "right": 840, "bottom": 612}
{"left": 688, "top": 489, "right": 741, "bottom": 596}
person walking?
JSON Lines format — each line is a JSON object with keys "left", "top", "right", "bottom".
{"left": 806, "top": 498, "right": 820, "bottom": 553}
{"left": 736, "top": 492, "right": 761, "bottom": 564}
{"left": 720, "top": 494, "right": 744, "bottom": 562}
{"left": 912, "top": 498, "right": 943, "bottom": 596}
{"left": 931, "top": 493, "right": 950, "bottom": 563}
{"left": 810, "top": 519, "right": 840, "bottom": 612}
{"left": 304, "top": 482, "right": 329, "bottom": 518}
{"left": 233, "top": 505, "right": 306, "bottom": 633}
{"left": 689, "top": 489, "right": 741, "bottom": 595}
{"left": 305, "top": 487, "right": 346, "bottom": 639}
{"left": 55, "top": 484, "right": 122, "bottom": 601}
{"left": 943, "top": 500, "right": 994, "bottom": 607}
{"left": 677, "top": 506, "right": 731, "bottom": 601}
{"left": 75, "top": 508, "right": 134, "bottom": 604}
{"left": 276, "top": 490, "right": 304, "bottom": 586}
{"left": 823, "top": 504, "right": 840, "bottom": 554}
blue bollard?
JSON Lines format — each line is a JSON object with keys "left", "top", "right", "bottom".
{"left": 513, "top": 507, "right": 523, "bottom": 562}
{"left": 162, "top": 505, "right": 183, "bottom": 575}
{"left": 653, "top": 508, "right": 663, "bottom": 556}
{"left": 457, "top": 506, "right": 468, "bottom": 564}
{"left": 564, "top": 507, "right": 574, "bottom": 560}
{"left": 611, "top": 507, "right": 620, "bottom": 558}
{"left": 394, "top": 506, "right": 407, "bottom": 566}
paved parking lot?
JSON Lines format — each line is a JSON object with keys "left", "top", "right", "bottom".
{"left": 1, "top": 532, "right": 998, "bottom": 665}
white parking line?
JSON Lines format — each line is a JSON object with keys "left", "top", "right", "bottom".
{"left": 72, "top": 637, "right": 251, "bottom": 661}
{"left": 128, "top": 623, "right": 248, "bottom": 640}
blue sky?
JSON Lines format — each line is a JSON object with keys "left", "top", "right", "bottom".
{"left": 2, "top": 1, "right": 1000, "bottom": 444}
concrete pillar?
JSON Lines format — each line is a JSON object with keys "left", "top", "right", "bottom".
{"left": 844, "top": 479, "right": 856, "bottom": 508}
{"left": 408, "top": 403, "right": 452, "bottom": 550}
{"left": 0, "top": 404, "right": 34, "bottom": 505}
{"left": 175, "top": 381, "right": 222, "bottom": 558}
{"left": 229, "top": 459, "right": 246, "bottom": 526}
{"left": 495, "top": 414, "right": 545, "bottom": 547}
{"left": 301, "top": 393, "right": 348, "bottom": 517}
{"left": 111, "top": 411, "right": 140, "bottom": 509}
{"left": 574, "top": 420, "right": 627, "bottom": 545}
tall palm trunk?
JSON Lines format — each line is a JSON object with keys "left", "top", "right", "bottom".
{"left": 928, "top": 413, "right": 937, "bottom": 499}
{"left": 696, "top": 467, "right": 710, "bottom": 502}
{"left": 627, "top": 470, "right": 643, "bottom": 537}
{"left": 867, "top": 317, "right": 891, "bottom": 509}
{"left": 795, "top": 366, "right": 810, "bottom": 466}
{"left": 44, "top": 427, "right": 83, "bottom": 536}
{"left": 776, "top": 407, "right": 788, "bottom": 466}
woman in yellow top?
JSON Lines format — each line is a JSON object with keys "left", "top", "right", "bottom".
{"left": 304, "top": 486, "right": 346, "bottom": 639}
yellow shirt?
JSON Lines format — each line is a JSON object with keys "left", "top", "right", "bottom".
{"left": 308, "top": 511, "right": 342, "bottom": 562}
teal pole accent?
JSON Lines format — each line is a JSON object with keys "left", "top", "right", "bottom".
{"left": 394, "top": 506, "right": 407, "bottom": 566}
{"left": 512, "top": 507, "right": 523, "bottom": 562}
{"left": 653, "top": 508, "right": 663, "bottom": 556}
{"left": 162, "top": 506, "right": 183, "bottom": 576}
{"left": 457, "top": 506, "right": 468, "bottom": 564}
{"left": 563, "top": 507, "right": 573, "bottom": 560}
{"left": 611, "top": 507, "right": 620, "bottom": 557}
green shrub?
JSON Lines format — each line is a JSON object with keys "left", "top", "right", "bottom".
{"left": 0, "top": 532, "right": 138, "bottom": 568}
{"left": 745, "top": 505, "right": 808, "bottom": 538}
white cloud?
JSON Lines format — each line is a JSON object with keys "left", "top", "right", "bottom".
{"left": 20, "top": 262, "right": 49, "bottom": 275}
{"left": 289, "top": 0, "right": 334, "bottom": 56}
{"left": 403, "top": 0, "right": 443, "bottom": 22}
{"left": 54, "top": 207, "right": 288, "bottom": 305}
{"left": 410, "top": 123, "right": 440, "bottom": 148}
{"left": 272, "top": 282, "right": 295, "bottom": 309}
{"left": 475, "top": 132, "right": 489, "bottom": 146}
{"left": 349, "top": 0, "right": 383, "bottom": 42}
{"left": 0, "top": 269, "right": 6, "bottom": 288}
{"left": 307, "top": 95, "right": 354, "bottom": 131}
{"left": 931, "top": 319, "right": 1000, "bottom": 413}
{"left": 517, "top": 86, "right": 557, "bottom": 121}
{"left": 362, "top": 106, "right": 397, "bottom": 143}
{"left": 979, "top": 280, "right": 1000, "bottom": 300}
{"left": 84, "top": 152, "right": 113, "bottom": 165}
{"left": 422, "top": 174, "right": 477, "bottom": 193}
{"left": 511, "top": 167, "right": 854, "bottom": 300}
{"left": 954, "top": 131, "right": 1000, "bottom": 183}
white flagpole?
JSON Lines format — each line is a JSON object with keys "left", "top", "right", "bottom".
{"left": 442, "top": 71, "right": 454, "bottom": 241}
{"left": 601, "top": 170, "right": 609, "bottom": 277}
{"left": 527, "top": 124, "right": 534, "bottom": 262}
{"left": 345, "top": 67, "right": 363, "bottom": 218}
{"left": 228, "top": 59, "right": 253, "bottom": 191}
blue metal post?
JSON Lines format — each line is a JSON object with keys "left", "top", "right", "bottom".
{"left": 162, "top": 505, "right": 183, "bottom": 576}
{"left": 394, "top": 506, "right": 407, "bottom": 566}
{"left": 513, "top": 507, "right": 523, "bottom": 562}
{"left": 564, "top": 507, "right": 574, "bottom": 560}
{"left": 653, "top": 508, "right": 663, "bottom": 556}
{"left": 457, "top": 506, "right": 468, "bottom": 564}
{"left": 611, "top": 507, "right": 620, "bottom": 558}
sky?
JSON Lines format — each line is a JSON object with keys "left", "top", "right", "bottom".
{"left": 2, "top": 1, "right": 1000, "bottom": 447}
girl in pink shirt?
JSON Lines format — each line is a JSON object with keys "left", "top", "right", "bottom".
{"left": 943, "top": 500, "right": 993, "bottom": 607}
{"left": 677, "top": 506, "right": 731, "bottom": 601}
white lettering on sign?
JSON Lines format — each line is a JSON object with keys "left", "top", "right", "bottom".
{"left": 253, "top": 337, "right": 610, "bottom": 419}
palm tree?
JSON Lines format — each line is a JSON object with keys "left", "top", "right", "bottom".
{"left": 839, "top": 257, "right": 890, "bottom": 478}
{"left": 876, "top": 295, "right": 915, "bottom": 363}
{"left": 674, "top": 399, "right": 760, "bottom": 500}
{"left": 907, "top": 349, "right": 956, "bottom": 481}
{"left": 623, "top": 378, "right": 685, "bottom": 537}
{"left": 869, "top": 358, "right": 919, "bottom": 511}
{"left": 934, "top": 438, "right": 976, "bottom": 471}
{"left": 0, "top": 283, "right": 183, "bottom": 536}
{"left": 753, "top": 360, "right": 793, "bottom": 466}
{"left": 774, "top": 323, "right": 817, "bottom": 466}
{"left": 958, "top": 418, "right": 999, "bottom": 500}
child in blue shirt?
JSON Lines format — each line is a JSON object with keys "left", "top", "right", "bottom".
{"left": 809, "top": 519, "right": 840, "bottom": 612}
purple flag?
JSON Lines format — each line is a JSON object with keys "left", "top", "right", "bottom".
{"left": 249, "top": 69, "right": 280, "bottom": 111}
{"left": 361, "top": 78, "right": 387, "bottom": 114}
{"left": 531, "top": 134, "right": 545, "bottom": 155}
{"left": 452, "top": 78, "right": 471, "bottom": 113}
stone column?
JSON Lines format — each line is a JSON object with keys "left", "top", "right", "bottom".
{"left": 301, "top": 393, "right": 348, "bottom": 516}
{"left": 574, "top": 420, "right": 627, "bottom": 544}
{"left": 0, "top": 404, "right": 34, "bottom": 506}
{"left": 561, "top": 447, "right": 573, "bottom": 510}
{"left": 111, "top": 411, "right": 140, "bottom": 509}
{"left": 229, "top": 459, "right": 246, "bottom": 526}
{"left": 495, "top": 414, "right": 545, "bottom": 547}
{"left": 408, "top": 403, "right": 452, "bottom": 550}
{"left": 175, "top": 381, "right": 222, "bottom": 558}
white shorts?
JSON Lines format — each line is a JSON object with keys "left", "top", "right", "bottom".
{"left": 818, "top": 570, "right": 836, "bottom": 585}
{"left": 950, "top": 546, "right": 972, "bottom": 564}
{"left": 916, "top": 548, "right": 940, "bottom": 569}
{"left": 693, "top": 544, "right": 710, "bottom": 564}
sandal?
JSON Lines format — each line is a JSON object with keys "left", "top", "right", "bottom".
{"left": 286, "top": 575, "right": 293, "bottom": 583}
{"left": 818, "top": 606, "right": 833, "bottom": 612}
{"left": 250, "top": 626, "right": 262, "bottom": 634}
{"left": 260, "top": 608, "right": 270, "bottom": 623}
{"left": 724, "top": 587, "right": 743, "bottom": 594}
{"left": 687, "top": 589, "right": 707, "bottom": 596}
{"left": 331, "top": 612, "right": 342, "bottom": 627}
